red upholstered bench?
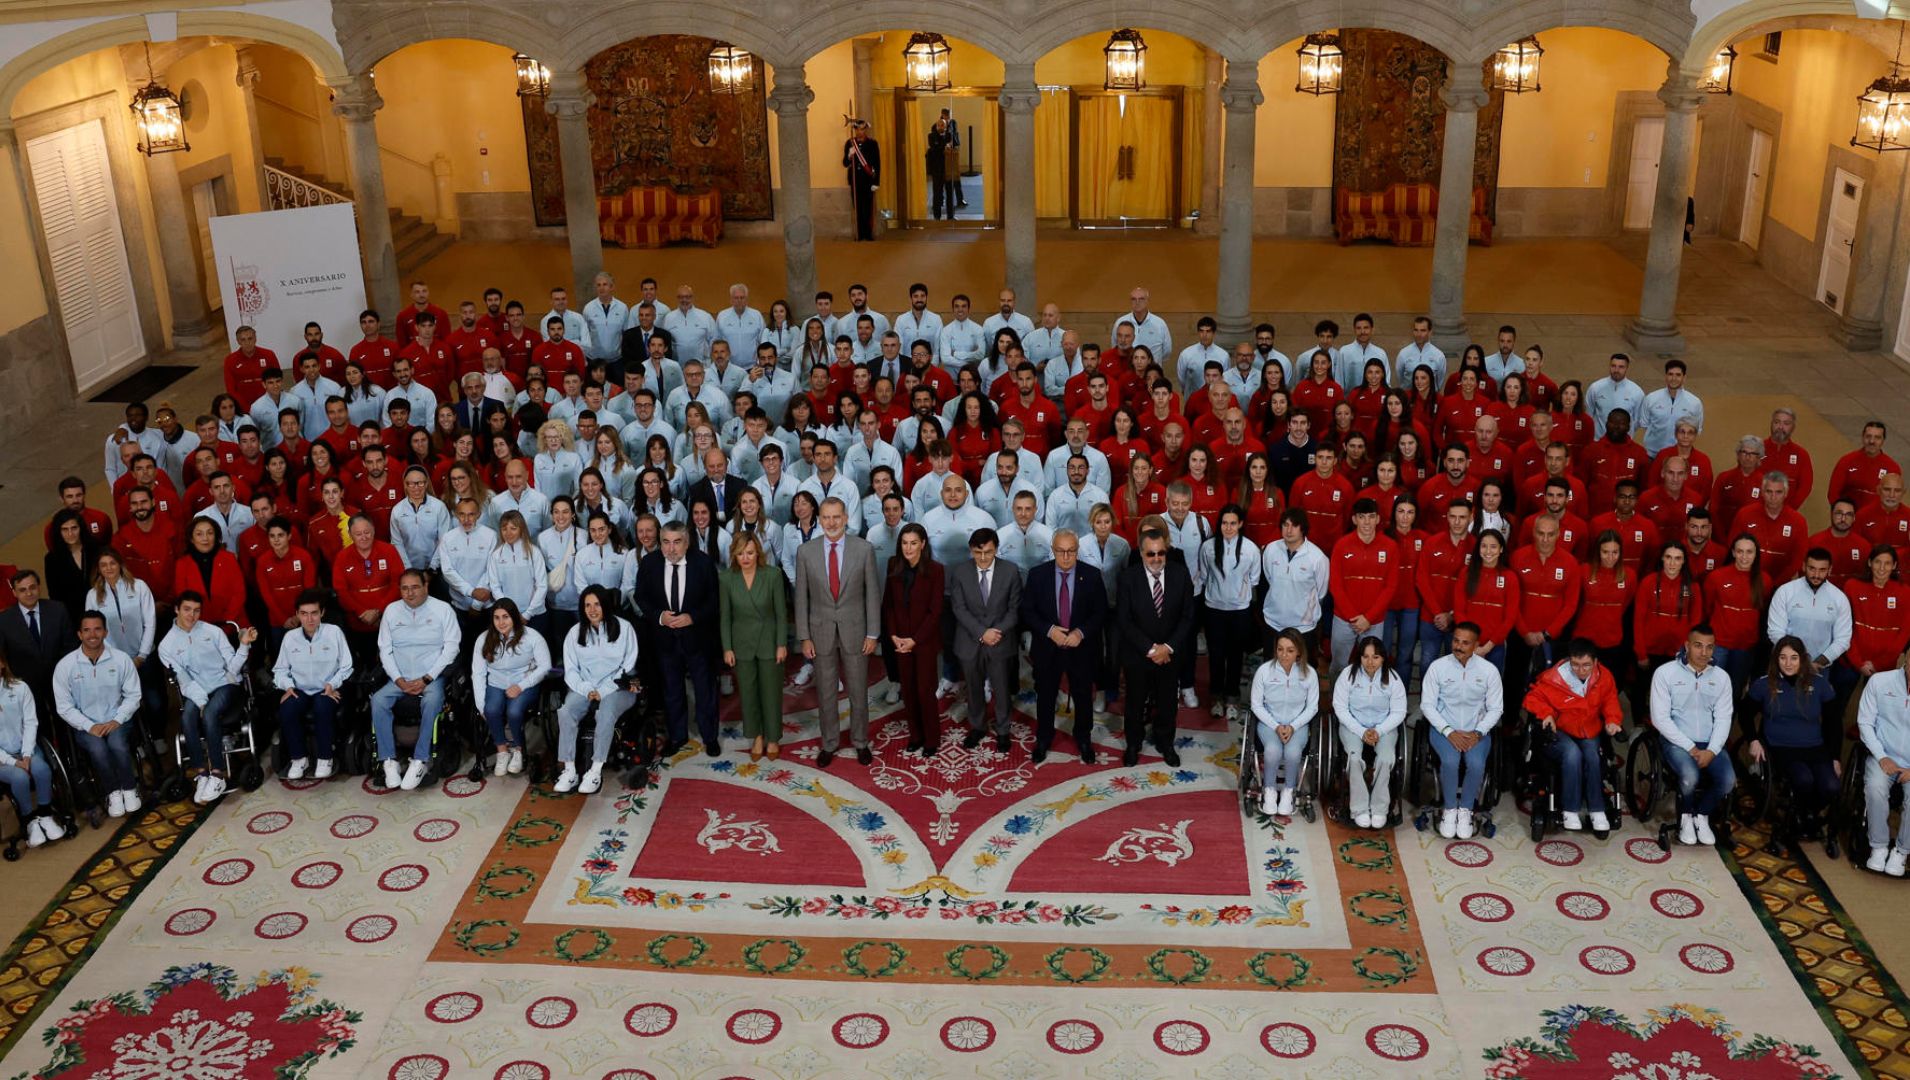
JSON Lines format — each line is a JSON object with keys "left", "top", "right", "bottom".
{"left": 1334, "top": 183, "right": 1492, "bottom": 246}
{"left": 598, "top": 187, "right": 723, "bottom": 248}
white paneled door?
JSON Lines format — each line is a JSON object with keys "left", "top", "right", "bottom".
{"left": 26, "top": 119, "right": 143, "bottom": 394}
{"left": 1623, "top": 116, "right": 1664, "bottom": 230}
{"left": 1816, "top": 168, "right": 1864, "bottom": 315}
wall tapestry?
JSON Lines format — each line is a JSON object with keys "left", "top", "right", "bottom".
{"left": 523, "top": 35, "right": 773, "bottom": 227}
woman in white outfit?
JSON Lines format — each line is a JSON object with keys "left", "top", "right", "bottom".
{"left": 1199, "top": 504, "right": 1261, "bottom": 720}
{"left": 1333, "top": 636, "right": 1409, "bottom": 828}
{"left": 555, "top": 585, "right": 639, "bottom": 794}
{"left": 472, "top": 598, "right": 551, "bottom": 777}
{"left": 484, "top": 510, "right": 548, "bottom": 630}
{"left": 1249, "top": 628, "right": 1318, "bottom": 817}
{"left": 572, "top": 512, "right": 637, "bottom": 612}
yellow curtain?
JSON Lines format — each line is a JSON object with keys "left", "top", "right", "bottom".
{"left": 1179, "top": 86, "right": 1202, "bottom": 221}
{"left": 1075, "top": 96, "right": 1119, "bottom": 220}
{"left": 905, "top": 101, "right": 929, "bottom": 221}
{"left": 872, "top": 90, "right": 898, "bottom": 221}
{"left": 1034, "top": 88, "right": 1070, "bottom": 220}
{"left": 982, "top": 98, "right": 1000, "bottom": 219}
{"left": 1115, "top": 96, "right": 1174, "bottom": 220}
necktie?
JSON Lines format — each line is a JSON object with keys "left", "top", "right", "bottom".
{"left": 828, "top": 542, "right": 842, "bottom": 600}
{"left": 1058, "top": 571, "right": 1072, "bottom": 626}
{"left": 27, "top": 608, "right": 40, "bottom": 647}
{"left": 980, "top": 567, "right": 991, "bottom": 605}
{"left": 668, "top": 563, "right": 681, "bottom": 611}
{"left": 1151, "top": 572, "right": 1164, "bottom": 617}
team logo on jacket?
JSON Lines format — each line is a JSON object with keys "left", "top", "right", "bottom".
{"left": 1331, "top": 490, "right": 1342, "bottom": 501}
{"left": 292, "top": 560, "right": 303, "bottom": 572}
{"left": 1554, "top": 568, "right": 1565, "bottom": 581}
{"left": 1891, "top": 597, "right": 1900, "bottom": 610}
{"left": 377, "top": 559, "right": 388, "bottom": 570}
{"left": 1377, "top": 551, "right": 1388, "bottom": 563}
{"left": 1781, "top": 526, "right": 1792, "bottom": 537}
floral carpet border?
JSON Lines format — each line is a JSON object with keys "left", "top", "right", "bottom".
{"left": 431, "top": 783, "right": 1434, "bottom": 992}
{"left": 1725, "top": 818, "right": 1910, "bottom": 1080}
{"left": 0, "top": 800, "right": 207, "bottom": 1059}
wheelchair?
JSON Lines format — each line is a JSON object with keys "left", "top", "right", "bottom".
{"left": 1236, "top": 713, "right": 1324, "bottom": 822}
{"left": 464, "top": 669, "right": 559, "bottom": 784}
{"left": 0, "top": 736, "right": 82, "bottom": 860}
{"left": 1833, "top": 740, "right": 1910, "bottom": 871}
{"left": 1734, "top": 735, "right": 1842, "bottom": 860}
{"left": 345, "top": 666, "right": 472, "bottom": 789}
{"left": 1319, "top": 721, "right": 1409, "bottom": 828}
{"left": 162, "top": 623, "right": 275, "bottom": 796}
{"left": 533, "top": 670, "right": 654, "bottom": 794}
{"left": 1407, "top": 716, "right": 1506, "bottom": 838}
{"left": 1624, "top": 726, "right": 1734, "bottom": 853}
{"left": 1519, "top": 719, "right": 1626, "bottom": 842}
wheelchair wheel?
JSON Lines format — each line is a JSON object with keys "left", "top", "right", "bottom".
{"left": 1237, "top": 720, "right": 1264, "bottom": 816}
{"left": 239, "top": 761, "right": 266, "bottom": 792}
{"left": 1624, "top": 735, "right": 1661, "bottom": 823}
{"left": 160, "top": 770, "right": 189, "bottom": 803}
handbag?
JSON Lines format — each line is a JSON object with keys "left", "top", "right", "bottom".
{"left": 547, "top": 535, "right": 574, "bottom": 593}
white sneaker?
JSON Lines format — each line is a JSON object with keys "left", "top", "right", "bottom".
{"left": 1278, "top": 788, "right": 1296, "bottom": 816}
{"left": 106, "top": 790, "right": 126, "bottom": 818}
{"left": 721, "top": 674, "right": 735, "bottom": 696}
{"left": 1354, "top": 812, "right": 1373, "bottom": 828}
{"left": 1870, "top": 846, "right": 1892, "bottom": 872}
{"left": 1890, "top": 849, "right": 1908, "bottom": 878}
{"left": 1210, "top": 700, "right": 1227, "bottom": 718}
{"left": 314, "top": 759, "right": 335, "bottom": 780}
{"left": 580, "top": 763, "right": 604, "bottom": 794}
{"left": 1261, "top": 788, "right": 1280, "bottom": 815}
{"left": 1457, "top": 810, "right": 1476, "bottom": 839}
{"left": 201, "top": 775, "right": 228, "bottom": 803}
{"left": 286, "top": 758, "right": 309, "bottom": 781}
{"left": 39, "top": 816, "right": 63, "bottom": 842}
{"left": 382, "top": 760, "right": 402, "bottom": 789}
{"left": 794, "top": 663, "right": 814, "bottom": 688}
{"left": 1093, "top": 692, "right": 1105, "bottom": 715}
{"left": 553, "top": 764, "right": 579, "bottom": 793}
{"left": 1693, "top": 815, "right": 1716, "bottom": 846}
{"left": 508, "top": 748, "right": 524, "bottom": 775}
{"left": 26, "top": 817, "right": 45, "bottom": 848}
{"left": 120, "top": 789, "right": 140, "bottom": 815}
{"left": 399, "top": 760, "right": 428, "bottom": 791}
{"left": 1561, "top": 811, "right": 1582, "bottom": 831}
{"left": 1225, "top": 704, "right": 1242, "bottom": 723}
{"left": 1179, "top": 688, "right": 1199, "bottom": 709}
{"left": 494, "top": 751, "right": 509, "bottom": 777}
{"left": 191, "top": 774, "right": 211, "bottom": 805}
{"left": 1438, "top": 809, "right": 1458, "bottom": 838}
{"left": 1589, "top": 812, "right": 1610, "bottom": 833}
{"left": 1678, "top": 814, "right": 1697, "bottom": 846}
{"left": 936, "top": 678, "right": 957, "bottom": 698}
{"left": 883, "top": 685, "right": 900, "bottom": 706}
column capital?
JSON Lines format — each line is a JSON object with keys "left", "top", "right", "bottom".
{"left": 233, "top": 45, "right": 261, "bottom": 90}
{"left": 768, "top": 70, "right": 814, "bottom": 119}
{"left": 1657, "top": 77, "right": 1705, "bottom": 114}
{"left": 999, "top": 79, "right": 1040, "bottom": 114}
{"left": 1440, "top": 81, "right": 1489, "bottom": 113}
{"left": 327, "top": 74, "right": 382, "bottom": 121}
{"left": 544, "top": 69, "right": 594, "bottom": 119}
{"left": 1219, "top": 79, "right": 1263, "bottom": 113}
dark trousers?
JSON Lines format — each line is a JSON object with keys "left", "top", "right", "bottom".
{"left": 277, "top": 690, "right": 339, "bottom": 761}
{"left": 894, "top": 643, "right": 941, "bottom": 747}
{"left": 851, "top": 183, "right": 876, "bottom": 240}
{"left": 662, "top": 644, "right": 719, "bottom": 746}
{"left": 1034, "top": 644, "right": 1096, "bottom": 750}
{"left": 1770, "top": 745, "right": 1841, "bottom": 837}
{"left": 930, "top": 174, "right": 955, "bottom": 219}
{"left": 1205, "top": 607, "right": 1252, "bottom": 703}
{"left": 1123, "top": 651, "right": 1178, "bottom": 750}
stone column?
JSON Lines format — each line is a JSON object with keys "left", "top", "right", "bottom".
{"left": 545, "top": 70, "right": 603, "bottom": 300}
{"left": 329, "top": 75, "right": 400, "bottom": 325}
{"left": 1000, "top": 63, "right": 1039, "bottom": 306}
{"left": 1197, "top": 49, "right": 1223, "bottom": 237}
{"left": 1429, "top": 81, "right": 1488, "bottom": 354}
{"left": 769, "top": 66, "right": 817, "bottom": 308}
{"left": 1625, "top": 78, "right": 1704, "bottom": 354}
{"left": 233, "top": 47, "right": 268, "bottom": 208}
{"left": 1215, "top": 58, "right": 1263, "bottom": 338}
{"left": 1837, "top": 149, "right": 1908, "bottom": 351}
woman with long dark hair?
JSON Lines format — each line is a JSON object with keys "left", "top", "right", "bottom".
{"left": 1333, "top": 636, "right": 1407, "bottom": 828}
{"left": 473, "top": 597, "right": 551, "bottom": 777}
{"left": 1201, "top": 504, "right": 1260, "bottom": 719}
{"left": 554, "top": 585, "right": 638, "bottom": 794}
{"left": 1745, "top": 635, "right": 1840, "bottom": 853}
{"left": 43, "top": 508, "right": 97, "bottom": 617}
{"left": 0, "top": 648, "right": 63, "bottom": 848}
{"left": 881, "top": 523, "right": 944, "bottom": 755}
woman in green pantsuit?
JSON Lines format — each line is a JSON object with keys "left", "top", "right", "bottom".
{"left": 720, "top": 532, "right": 789, "bottom": 760}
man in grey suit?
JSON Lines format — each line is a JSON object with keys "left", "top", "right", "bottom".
{"left": 948, "top": 527, "right": 1023, "bottom": 753}
{"left": 794, "top": 497, "right": 882, "bottom": 767}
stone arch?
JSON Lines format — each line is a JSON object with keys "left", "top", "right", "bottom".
{"left": 1688, "top": 7, "right": 1897, "bottom": 75}
{"left": 549, "top": 2, "right": 792, "bottom": 73}
{"left": 1684, "top": 0, "right": 1854, "bottom": 75}
{"left": 1256, "top": 1, "right": 1471, "bottom": 66}
{"left": 1017, "top": 2, "right": 1257, "bottom": 65}
{"left": 338, "top": 3, "right": 564, "bottom": 75}
{"left": 1462, "top": 0, "right": 1690, "bottom": 67}
{"left": 767, "top": 0, "right": 1028, "bottom": 68}
{"left": 0, "top": 10, "right": 346, "bottom": 118}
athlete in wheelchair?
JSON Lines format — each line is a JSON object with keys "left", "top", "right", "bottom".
{"left": 1417, "top": 622, "right": 1504, "bottom": 839}
{"left": 1522, "top": 637, "right": 1624, "bottom": 838}
{"left": 1856, "top": 642, "right": 1910, "bottom": 875}
{"left": 156, "top": 592, "right": 258, "bottom": 805}
{"left": 1330, "top": 635, "right": 1408, "bottom": 828}
{"left": 1742, "top": 635, "right": 1843, "bottom": 856}
{"left": 1646, "top": 624, "right": 1736, "bottom": 847}
{"left": 471, "top": 597, "right": 551, "bottom": 778}
{"left": 552, "top": 585, "right": 641, "bottom": 795}
{"left": 0, "top": 649, "right": 68, "bottom": 852}
{"left": 270, "top": 590, "right": 353, "bottom": 781}
{"left": 370, "top": 568, "right": 463, "bottom": 790}
{"left": 1242, "top": 627, "right": 1321, "bottom": 819}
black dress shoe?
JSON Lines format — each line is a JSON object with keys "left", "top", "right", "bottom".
{"left": 661, "top": 739, "right": 686, "bottom": 757}
{"left": 705, "top": 742, "right": 721, "bottom": 757}
{"left": 1159, "top": 746, "right": 1181, "bottom": 768}
{"left": 1080, "top": 743, "right": 1096, "bottom": 764}
{"left": 906, "top": 740, "right": 923, "bottom": 755}
{"left": 1123, "top": 747, "right": 1140, "bottom": 767}
{"left": 1032, "top": 746, "right": 1048, "bottom": 763}
{"left": 856, "top": 746, "right": 873, "bottom": 766}
{"left": 963, "top": 730, "right": 984, "bottom": 749}
{"left": 996, "top": 733, "right": 1011, "bottom": 754}
{"left": 816, "top": 749, "right": 835, "bottom": 768}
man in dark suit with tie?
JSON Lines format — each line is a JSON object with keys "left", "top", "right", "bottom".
{"left": 0, "top": 569, "right": 77, "bottom": 710}
{"left": 1115, "top": 527, "right": 1195, "bottom": 767}
{"left": 948, "top": 528, "right": 1022, "bottom": 754}
{"left": 452, "top": 372, "right": 507, "bottom": 433}
{"left": 619, "top": 303, "right": 674, "bottom": 375}
{"left": 685, "top": 449, "right": 745, "bottom": 529}
{"left": 1020, "top": 529, "right": 1108, "bottom": 763}
{"left": 633, "top": 521, "right": 722, "bottom": 755}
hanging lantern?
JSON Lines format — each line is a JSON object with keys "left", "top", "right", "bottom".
{"left": 1698, "top": 44, "right": 1736, "bottom": 95}
{"left": 1295, "top": 32, "right": 1344, "bottom": 96}
{"left": 1855, "top": 24, "right": 1910, "bottom": 152}
{"left": 1492, "top": 35, "right": 1543, "bottom": 94}
{"left": 902, "top": 32, "right": 951, "bottom": 92}
{"left": 706, "top": 42, "right": 755, "bottom": 95}
{"left": 512, "top": 53, "right": 550, "bottom": 98}
{"left": 129, "top": 46, "right": 187, "bottom": 156}
{"left": 1103, "top": 29, "right": 1147, "bottom": 91}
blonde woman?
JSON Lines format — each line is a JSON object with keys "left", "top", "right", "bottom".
{"left": 1249, "top": 627, "right": 1318, "bottom": 817}
{"left": 534, "top": 420, "right": 583, "bottom": 499}
{"left": 590, "top": 427, "right": 639, "bottom": 504}
{"left": 483, "top": 510, "right": 549, "bottom": 626}
{"left": 720, "top": 532, "right": 788, "bottom": 760}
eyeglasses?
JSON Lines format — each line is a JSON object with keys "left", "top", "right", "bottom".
{"left": 1142, "top": 550, "right": 1167, "bottom": 559}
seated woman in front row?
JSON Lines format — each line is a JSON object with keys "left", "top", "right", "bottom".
{"left": 1333, "top": 636, "right": 1407, "bottom": 829}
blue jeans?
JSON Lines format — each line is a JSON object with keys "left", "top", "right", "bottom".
{"left": 1257, "top": 720, "right": 1310, "bottom": 790}
{"left": 1714, "top": 645, "right": 1755, "bottom": 701}
{"left": 76, "top": 722, "right": 136, "bottom": 792}
{"left": 558, "top": 689, "right": 634, "bottom": 764}
{"left": 1429, "top": 727, "right": 1491, "bottom": 810}
{"left": 1660, "top": 741, "right": 1736, "bottom": 815}
{"left": 1547, "top": 732, "right": 1606, "bottom": 814}
{"left": 179, "top": 684, "right": 240, "bottom": 773}
{"left": 276, "top": 690, "right": 339, "bottom": 761}
{"left": 0, "top": 755, "right": 52, "bottom": 813}
{"left": 1416, "top": 624, "right": 1450, "bottom": 688}
{"left": 483, "top": 684, "right": 537, "bottom": 749}
{"left": 371, "top": 678, "right": 447, "bottom": 763}
{"left": 1385, "top": 608, "right": 1420, "bottom": 685}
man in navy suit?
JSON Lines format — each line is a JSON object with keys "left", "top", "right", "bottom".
{"left": 1115, "top": 527, "right": 1196, "bottom": 767}
{"left": 452, "top": 373, "right": 506, "bottom": 433}
{"left": 633, "top": 521, "right": 722, "bottom": 755}
{"left": 1019, "top": 530, "right": 1107, "bottom": 763}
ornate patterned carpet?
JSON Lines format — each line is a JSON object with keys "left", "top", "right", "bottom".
{"left": 0, "top": 682, "right": 1903, "bottom": 1079}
